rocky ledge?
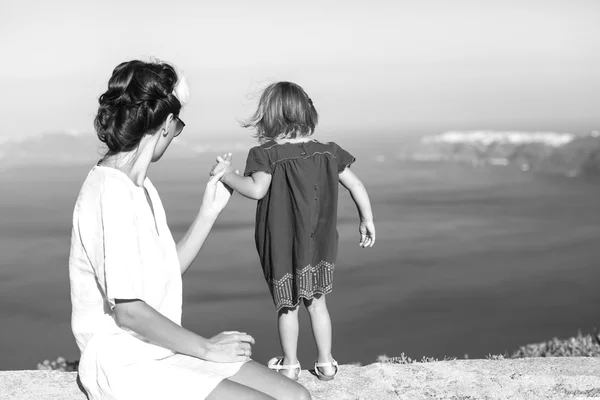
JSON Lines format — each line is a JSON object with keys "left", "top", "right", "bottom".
{"left": 2, "top": 358, "right": 600, "bottom": 400}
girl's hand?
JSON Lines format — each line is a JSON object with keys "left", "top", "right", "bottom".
{"left": 210, "top": 153, "right": 234, "bottom": 177}
{"left": 359, "top": 220, "right": 376, "bottom": 247}
{"left": 204, "top": 331, "right": 255, "bottom": 363}
{"left": 201, "top": 169, "right": 234, "bottom": 216}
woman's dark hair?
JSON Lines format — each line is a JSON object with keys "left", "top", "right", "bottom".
{"left": 94, "top": 60, "right": 182, "bottom": 155}
{"left": 242, "top": 81, "right": 318, "bottom": 142}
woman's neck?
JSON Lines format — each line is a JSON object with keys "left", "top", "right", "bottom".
{"left": 98, "top": 136, "right": 156, "bottom": 187}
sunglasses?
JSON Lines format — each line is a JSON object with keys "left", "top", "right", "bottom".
{"left": 174, "top": 115, "right": 186, "bottom": 137}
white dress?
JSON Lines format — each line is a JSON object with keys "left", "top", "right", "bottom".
{"left": 69, "top": 165, "right": 245, "bottom": 400}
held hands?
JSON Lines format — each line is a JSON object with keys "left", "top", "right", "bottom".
{"left": 204, "top": 331, "right": 255, "bottom": 363}
{"left": 359, "top": 220, "right": 376, "bottom": 247}
{"left": 201, "top": 153, "right": 240, "bottom": 216}
{"left": 201, "top": 167, "right": 234, "bottom": 216}
{"left": 210, "top": 153, "right": 238, "bottom": 178}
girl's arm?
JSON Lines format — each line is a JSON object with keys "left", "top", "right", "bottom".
{"left": 176, "top": 170, "right": 232, "bottom": 274}
{"left": 339, "top": 168, "right": 376, "bottom": 247}
{"left": 113, "top": 299, "right": 254, "bottom": 363}
{"left": 221, "top": 170, "right": 272, "bottom": 200}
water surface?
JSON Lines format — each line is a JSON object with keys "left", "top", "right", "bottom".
{"left": 1, "top": 137, "right": 599, "bottom": 370}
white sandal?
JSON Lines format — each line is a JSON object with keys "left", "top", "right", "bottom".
{"left": 314, "top": 359, "right": 339, "bottom": 381}
{"left": 267, "top": 356, "right": 301, "bottom": 381}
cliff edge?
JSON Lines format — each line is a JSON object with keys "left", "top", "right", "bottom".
{"left": 2, "top": 358, "right": 600, "bottom": 400}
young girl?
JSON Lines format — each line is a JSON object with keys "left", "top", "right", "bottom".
{"left": 212, "top": 81, "right": 375, "bottom": 381}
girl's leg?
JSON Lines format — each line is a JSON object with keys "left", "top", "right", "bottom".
{"left": 226, "top": 361, "right": 312, "bottom": 400}
{"left": 277, "top": 306, "right": 301, "bottom": 379}
{"left": 303, "top": 295, "right": 336, "bottom": 376}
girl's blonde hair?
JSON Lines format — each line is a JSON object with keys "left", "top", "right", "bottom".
{"left": 242, "top": 81, "right": 318, "bottom": 142}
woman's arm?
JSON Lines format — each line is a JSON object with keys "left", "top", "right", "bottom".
{"left": 176, "top": 170, "right": 232, "bottom": 274}
{"left": 113, "top": 299, "right": 253, "bottom": 363}
{"left": 339, "top": 168, "right": 376, "bottom": 247}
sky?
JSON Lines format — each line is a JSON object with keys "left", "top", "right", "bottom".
{"left": 1, "top": 0, "right": 599, "bottom": 141}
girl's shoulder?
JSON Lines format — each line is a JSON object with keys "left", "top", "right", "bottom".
{"left": 306, "top": 140, "right": 348, "bottom": 154}
{"left": 246, "top": 139, "right": 350, "bottom": 163}
{"left": 245, "top": 141, "right": 277, "bottom": 163}
{"left": 257, "top": 140, "right": 279, "bottom": 151}
{"left": 256, "top": 139, "right": 341, "bottom": 149}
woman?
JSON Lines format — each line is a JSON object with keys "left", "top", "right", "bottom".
{"left": 68, "top": 59, "right": 311, "bottom": 400}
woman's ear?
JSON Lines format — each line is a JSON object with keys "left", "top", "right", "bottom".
{"left": 162, "top": 113, "right": 174, "bottom": 136}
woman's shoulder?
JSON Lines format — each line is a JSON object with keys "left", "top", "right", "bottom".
{"left": 96, "top": 166, "right": 137, "bottom": 192}
{"left": 77, "top": 166, "right": 142, "bottom": 207}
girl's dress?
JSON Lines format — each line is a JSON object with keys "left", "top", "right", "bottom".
{"left": 244, "top": 140, "right": 355, "bottom": 311}
{"left": 69, "top": 165, "right": 246, "bottom": 400}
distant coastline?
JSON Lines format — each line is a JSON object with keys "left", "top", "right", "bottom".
{"left": 398, "top": 130, "right": 600, "bottom": 178}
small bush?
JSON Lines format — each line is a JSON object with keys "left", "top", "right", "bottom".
{"left": 378, "top": 332, "right": 600, "bottom": 364}
{"left": 377, "top": 353, "right": 457, "bottom": 364}
{"left": 485, "top": 353, "right": 507, "bottom": 360}
{"left": 511, "top": 332, "right": 600, "bottom": 358}
{"left": 37, "top": 357, "right": 79, "bottom": 372}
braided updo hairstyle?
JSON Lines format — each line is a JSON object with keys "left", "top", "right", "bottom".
{"left": 94, "top": 60, "right": 182, "bottom": 156}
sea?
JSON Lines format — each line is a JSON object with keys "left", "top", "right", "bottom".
{"left": 1, "top": 132, "right": 599, "bottom": 370}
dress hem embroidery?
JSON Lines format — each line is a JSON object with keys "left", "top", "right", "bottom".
{"left": 268, "top": 261, "right": 335, "bottom": 311}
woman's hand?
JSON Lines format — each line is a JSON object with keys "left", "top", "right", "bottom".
{"left": 203, "top": 153, "right": 241, "bottom": 216}
{"left": 359, "top": 219, "right": 376, "bottom": 247}
{"left": 201, "top": 169, "right": 234, "bottom": 216}
{"left": 203, "top": 331, "right": 255, "bottom": 363}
